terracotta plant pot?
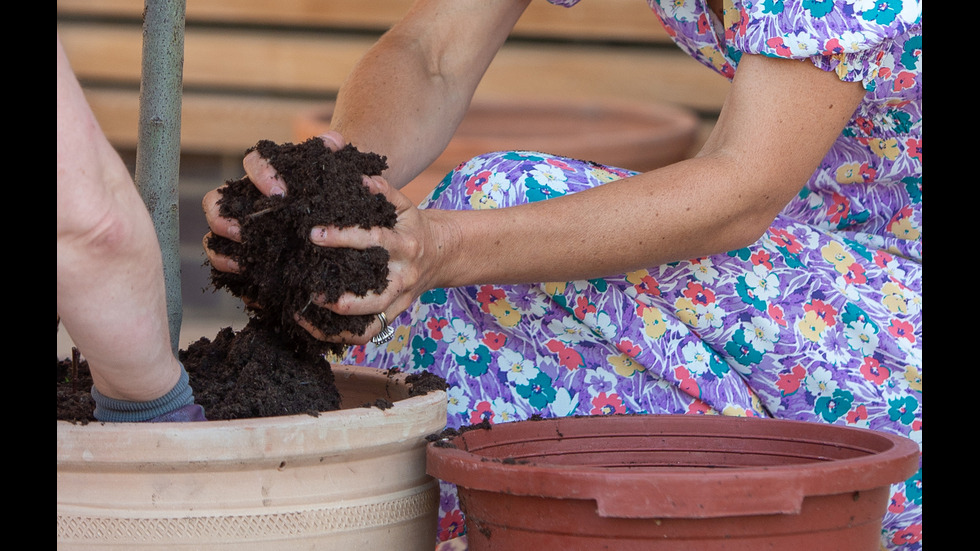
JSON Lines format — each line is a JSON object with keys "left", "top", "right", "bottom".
{"left": 427, "top": 415, "right": 919, "bottom": 550}
{"left": 293, "top": 98, "right": 699, "bottom": 205}
{"left": 57, "top": 365, "right": 447, "bottom": 550}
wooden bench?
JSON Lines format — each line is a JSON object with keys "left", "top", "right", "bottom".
{"left": 57, "top": 0, "right": 730, "bottom": 157}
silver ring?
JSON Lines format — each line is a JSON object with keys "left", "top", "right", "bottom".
{"left": 371, "top": 312, "right": 395, "bottom": 345}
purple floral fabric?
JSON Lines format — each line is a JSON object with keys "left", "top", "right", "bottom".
{"left": 344, "top": 1, "right": 921, "bottom": 548}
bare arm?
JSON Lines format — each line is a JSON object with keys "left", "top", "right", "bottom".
{"left": 314, "top": 53, "right": 866, "bottom": 342}
{"left": 56, "top": 35, "right": 181, "bottom": 401}
{"left": 329, "top": 0, "right": 532, "bottom": 189}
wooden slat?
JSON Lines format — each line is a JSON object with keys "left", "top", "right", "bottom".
{"left": 83, "top": 88, "right": 322, "bottom": 155}
{"left": 57, "top": 0, "right": 673, "bottom": 44}
{"left": 58, "top": 21, "right": 728, "bottom": 111}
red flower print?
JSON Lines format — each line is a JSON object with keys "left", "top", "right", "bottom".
{"left": 573, "top": 296, "right": 597, "bottom": 320}
{"left": 590, "top": 392, "right": 625, "bottom": 415}
{"left": 464, "top": 171, "right": 492, "bottom": 195}
{"left": 678, "top": 377, "right": 701, "bottom": 400}
{"left": 822, "top": 38, "right": 844, "bottom": 56}
{"left": 855, "top": 117, "right": 875, "bottom": 136}
{"left": 877, "top": 66, "right": 892, "bottom": 80}
{"left": 348, "top": 344, "right": 367, "bottom": 365}
{"left": 804, "top": 300, "right": 838, "bottom": 326}
{"left": 633, "top": 274, "right": 661, "bottom": 296}
{"left": 438, "top": 509, "right": 465, "bottom": 541}
{"left": 859, "top": 163, "right": 876, "bottom": 183}
{"left": 673, "top": 365, "right": 692, "bottom": 380}
{"left": 893, "top": 71, "right": 916, "bottom": 92}
{"left": 891, "top": 523, "right": 922, "bottom": 545}
{"left": 842, "top": 262, "right": 867, "bottom": 285}
{"left": 887, "top": 490, "right": 906, "bottom": 513}
{"left": 483, "top": 331, "right": 507, "bottom": 350}
{"left": 873, "top": 249, "right": 895, "bottom": 269}
{"left": 827, "top": 192, "right": 850, "bottom": 225}
{"left": 476, "top": 285, "right": 506, "bottom": 314}
{"left": 682, "top": 282, "right": 715, "bottom": 306}
{"left": 545, "top": 339, "right": 585, "bottom": 370}
{"left": 860, "top": 357, "right": 890, "bottom": 385}
{"left": 905, "top": 138, "right": 922, "bottom": 162}
{"left": 697, "top": 13, "right": 711, "bottom": 35}
{"left": 546, "top": 158, "right": 574, "bottom": 171}
{"left": 750, "top": 249, "right": 773, "bottom": 270}
{"left": 686, "top": 400, "right": 712, "bottom": 415}
{"left": 888, "top": 319, "right": 916, "bottom": 343}
{"left": 767, "top": 304, "right": 787, "bottom": 326}
{"left": 846, "top": 404, "right": 868, "bottom": 425}
{"left": 616, "top": 339, "right": 641, "bottom": 358}
{"left": 426, "top": 317, "right": 449, "bottom": 339}
{"left": 469, "top": 401, "right": 494, "bottom": 425}
{"left": 776, "top": 364, "right": 806, "bottom": 396}
{"left": 769, "top": 228, "right": 802, "bottom": 254}
{"left": 765, "top": 37, "right": 792, "bottom": 57}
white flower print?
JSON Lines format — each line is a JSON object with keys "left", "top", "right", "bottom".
{"left": 681, "top": 341, "right": 713, "bottom": 375}
{"left": 549, "top": 388, "right": 580, "bottom": 417}
{"left": 745, "top": 271, "right": 780, "bottom": 302}
{"left": 529, "top": 162, "right": 569, "bottom": 194}
{"left": 804, "top": 366, "right": 839, "bottom": 397}
{"left": 844, "top": 320, "right": 880, "bottom": 356}
{"left": 742, "top": 315, "right": 780, "bottom": 353}
{"left": 783, "top": 31, "right": 821, "bottom": 57}
{"left": 446, "top": 385, "right": 471, "bottom": 418}
{"left": 547, "top": 315, "right": 595, "bottom": 345}
{"left": 443, "top": 318, "right": 479, "bottom": 357}
{"left": 659, "top": 0, "right": 699, "bottom": 22}
{"left": 689, "top": 258, "right": 719, "bottom": 283}
{"left": 695, "top": 301, "right": 726, "bottom": 330}
{"left": 490, "top": 398, "right": 519, "bottom": 423}
{"left": 497, "top": 348, "right": 539, "bottom": 386}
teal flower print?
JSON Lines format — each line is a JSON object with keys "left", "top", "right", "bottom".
{"left": 516, "top": 371, "right": 558, "bottom": 410}
{"left": 888, "top": 395, "right": 919, "bottom": 425}
{"left": 525, "top": 174, "right": 567, "bottom": 203}
{"left": 411, "top": 334, "right": 438, "bottom": 369}
{"left": 861, "top": 0, "right": 902, "bottom": 26}
{"left": 724, "top": 328, "right": 764, "bottom": 367}
{"left": 421, "top": 287, "right": 448, "bottom": 305}
{"left": 905, "top": 467, "right": 922, "bottom": 505}
{"left": 459, "top": 344, "right": 492, "bottom": 377}
{"left": 814, "top": 388, "right": 854, "bottom": 423}
{"left": 802, "top": 0, "right": 833, "bottom": 18}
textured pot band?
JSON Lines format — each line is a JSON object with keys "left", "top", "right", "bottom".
{"left": 91, "top": 362, "right": 196, "bottom": 422}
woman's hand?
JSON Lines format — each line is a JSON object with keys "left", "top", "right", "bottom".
{"left": 201, "top": 131, "right": 347, "bottom": 273}
{"left": 298, "top": 173, "right": 446, "bottom": 345}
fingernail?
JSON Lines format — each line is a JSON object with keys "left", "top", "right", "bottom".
{"left": 269, "top": 185, "right": 284, "bottom": 197}
{"left": 228, "top": 223, "right": 241, "bottom": 240}
{"left": 310, "top": 227, "right": 326, "bottom": 241}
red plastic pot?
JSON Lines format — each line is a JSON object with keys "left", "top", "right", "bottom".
{"left": 426, "top": 415, "right": 919, "bottom": 550}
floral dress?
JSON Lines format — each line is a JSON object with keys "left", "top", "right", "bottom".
{"left": 343, "top": 0, "right": 922, "bottom": 548}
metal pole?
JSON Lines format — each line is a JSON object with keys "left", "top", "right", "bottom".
{"left": 134, "top": 0, "right": 186, "bottom": 354}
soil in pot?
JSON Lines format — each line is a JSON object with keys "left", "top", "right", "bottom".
{"left": 57, "top": 138, "right": 443, "bottom": 423}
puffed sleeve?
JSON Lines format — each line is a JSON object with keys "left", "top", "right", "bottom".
{"left": 725, "top": 0, "right": 921, "bottom": 88}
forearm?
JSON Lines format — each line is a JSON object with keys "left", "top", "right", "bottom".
{"left": 330, "top": 0, "right": 530, "bottom": 189}
{"left": 428, "top": 155, "right": 782, "bottom": 289}
{"left": 57, "top": 36, "right": 180, "bottom": 400}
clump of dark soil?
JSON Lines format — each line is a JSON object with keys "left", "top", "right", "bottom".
{"left": 207, "top": 137, "right": 397, "bottom": 357}
{"left": 57, "top": 138, "right": 445, "bottom": 423}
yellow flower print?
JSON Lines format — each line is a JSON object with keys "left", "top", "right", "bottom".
{"left": 625, "top": 269, "right": 650, "bottom": 286}
{"left": 868, "top": 137, "right": 901, "bottom": 161}
{"left": 467, "top": 190, "right": 498, "bottom": 210}
{"left": 488, "top": 298, "right": 521, "bottom": 328}
{"left": 589, "top": 167, "right": 620, "bottom": 183}
{"left": 904, "top": 365, "right": 922, "bottom": 392}
{"left": 674, "top": 297, "right": 698, "bottom": 327}
{"left": 641, "top": 305, "right": 668, "bottom": 339}
{"left": 698, "top": 45, "right": 729, "bottom": 73}
{"left": 544, "top": 281, "right": 567, "bottom": 296}
{"left": 721, "top": 405, "right": 751, "bottom": 417}
{"left": 798, "top": 310, "right": 828, "bottom": 343}
{"left": 835, "top": 162, "right": 864, "bottom": 184}
{"left": 881, "top": 282, "right": 908, "bottom": 314}
{"left": 889, "top": 217, "right": 920, "bottom": 241}
{"left": 820, "top": 241, "right": 855, "bottom": 274}
{"left": 608, "top": 353, "right": 645, "bottom": 377}
{"left": 386, "top": 325, "right": 412, "bottom": 353}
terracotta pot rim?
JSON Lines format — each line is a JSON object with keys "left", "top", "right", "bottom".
{"left": 426, "top": 414, "right": 919, "bottom": 519}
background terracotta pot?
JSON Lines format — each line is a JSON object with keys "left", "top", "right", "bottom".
{"left": 293, "top": 98, "right": 699, "bottom": 205}
{"left": 57, "top": 365, "right": 447, "bottom": 550}
{"left": 427, "top": 415, "right": 919, "bottom": 551}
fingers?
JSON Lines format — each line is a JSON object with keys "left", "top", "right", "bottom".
{"left": 202, "top": 187, "right": 241, "bottom": 242}
{"left": 202, "top": 232, "right": 240, "bottom": 273}
{"left": 242, "top": 150, "right": 287, "bottom": 197}
{"left": 294, "top": 309, "right": 392, "bottom": 346}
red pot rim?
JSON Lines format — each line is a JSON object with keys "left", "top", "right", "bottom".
{"left": 426, "top": 415, "right": 919, "bottom": 519}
